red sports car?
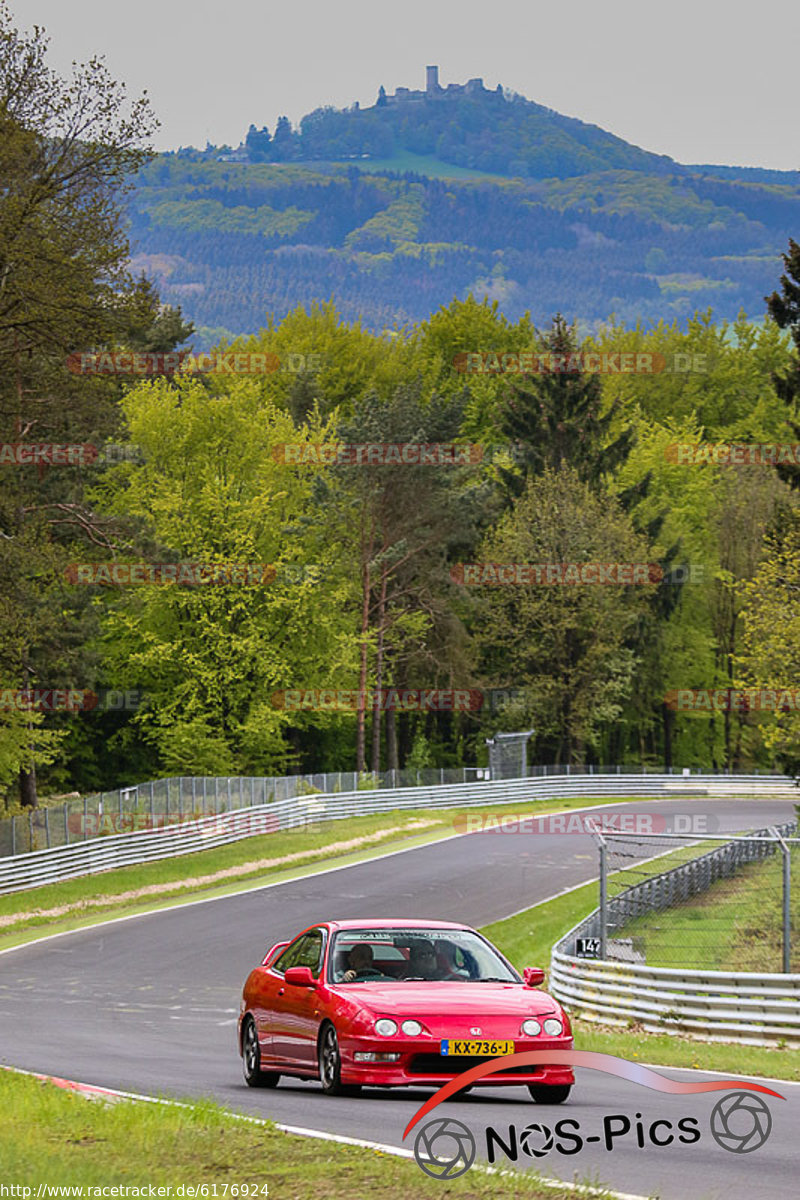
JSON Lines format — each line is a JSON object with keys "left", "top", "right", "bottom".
{"left": 238, "top": 917, "right": 574, "bottom": 1102}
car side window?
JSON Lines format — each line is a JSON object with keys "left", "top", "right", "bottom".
{"left": 295, "top": 928, "right": 325, "bottom": 977}
{"left": 272, "top": 934, "right": 305, "bottom": 974}
{"left": 273, "top": 929, "right": 325, "bottom": 977}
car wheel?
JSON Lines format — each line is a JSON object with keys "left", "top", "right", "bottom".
{"left": 318, "top": 1023, "right": 359, "bottom": 1096}
{"left": 528, "top": 1084, "right": 571, "bottom": 1104}
{"left": 242, "top": 1016, "right": 279, "bottom": 1089}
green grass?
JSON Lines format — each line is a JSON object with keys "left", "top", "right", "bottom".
{"left": 326, "top": 150, "right": 508, "bottom": 181}
{"left": 614, "top": 848, "right": 800, "bottom": 973}
{"left": 482, "top": 840, "right": 716, "bottom": 974}
{"left": 0, "top": 1069, "right": 602, "bottom": 1197}
{"left": 0, "top": 795, "right": 637, "bottom": 950}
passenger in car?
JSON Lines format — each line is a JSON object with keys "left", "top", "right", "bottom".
{"left": 404, "top": 941, "right": 439, "bottom": 979}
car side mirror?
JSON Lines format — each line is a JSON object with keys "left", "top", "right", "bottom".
{"left": 284, "top": 966, "right": 316, "bottom": 988}
{"left": 523, "top": 967, "right": 545, "bottom": 988}
{"left": 262, "top": 940, "right": 289, "bottom": 966}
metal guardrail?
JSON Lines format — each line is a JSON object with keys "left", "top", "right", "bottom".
{"left": 550, "top": 957, "right": 800, "bottom": 1042}
{"left": 0, "top": 771, "right": 795, "bottom": 894}
{"left": 1, "top": 764, "right": 790, "bottom": 857}
{"left": 550, "top": 823, "right": 800, "bottom": 1044}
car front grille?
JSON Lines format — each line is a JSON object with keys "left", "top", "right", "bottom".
{"left": 408, "top": 1055, "right": 542, "bottom": 1076}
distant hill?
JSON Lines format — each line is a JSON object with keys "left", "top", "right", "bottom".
{"left": 128, "top": 71, "right": 800, "bottom": 341}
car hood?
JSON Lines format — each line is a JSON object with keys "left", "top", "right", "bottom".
{"left": 339, "top": 981, "right": 560, "bottom": 1017}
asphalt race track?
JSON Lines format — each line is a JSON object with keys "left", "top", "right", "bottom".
{"left": 0, "top": 798, "right": 796, "bottom": 1199}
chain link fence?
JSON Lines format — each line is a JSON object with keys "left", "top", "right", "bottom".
{"left": 0, "top": 764, "right": 792, "bottom": 859}
{"left": 0, "top": 768, "right": 492, "bottom": 857}
{"left": 587, "top": 823, "right": 799, "bottom": 973}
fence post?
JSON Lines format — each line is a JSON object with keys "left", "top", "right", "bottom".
{"left": 84, "top": 796, "right": 88, "bottom": 840}
{"left": 150, "top": 781, "right": 155, "bottom": 827}
{"left": 591, "top": 826, "right": 608, "bottom": 959}
{"left": 64, "top": 802, "right": 69, "bottom": 846}
{"left": 29, "top": 809, "right": 34, "bottom": 852}
{"left": 770, "top": 827, "right": 792, "bottom": 973}
{"left": 11, "top": 814, "right": 15, "bottom": 856}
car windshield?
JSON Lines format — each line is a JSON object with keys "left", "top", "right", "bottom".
{"left": 328, "top": 927, "right": 519, "bottom": 984}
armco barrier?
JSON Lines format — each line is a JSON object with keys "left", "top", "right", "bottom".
{"left": 0, "top": 771, "right": 795, "bottom": 894}
{"left": 549, "top": 955, "right": 800, "bottom": 1045}
{"left": 1, "top": 764, "right": 790, "bottom": 857}
{"left": 550, "top": 823, "right": 800, "bottom": 1044}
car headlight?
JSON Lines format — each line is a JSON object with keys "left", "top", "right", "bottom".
{"left": 374, "top": 1018, "right": 398, "bottom": 1037}
{"left": 543, "top": 1017, "right": 563, "bottom": 1036}
{"left": 401, "top": 1019, "right": 422, "bottom": 1036}
{"left": 521, "top": 1018, "right": 541, "bottom": 1036}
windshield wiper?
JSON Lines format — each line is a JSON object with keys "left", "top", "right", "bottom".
{"left": 475, "top": 976, "right": 515, "bottom": 983}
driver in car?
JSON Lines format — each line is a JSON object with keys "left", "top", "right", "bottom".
{"left": 342, "top": 942, "right": 376, "bottom": 981}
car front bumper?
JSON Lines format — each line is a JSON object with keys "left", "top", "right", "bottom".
{"left": 340, "top": 1034, "right": 575, "bottom": 1088}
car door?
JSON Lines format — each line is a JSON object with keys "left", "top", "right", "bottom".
{"left": 269, "top": 929, "right": 326, "bottom": 1068}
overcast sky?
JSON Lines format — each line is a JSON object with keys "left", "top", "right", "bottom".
{"left": 15, "top": 0, "right": 800, "bottom": 170}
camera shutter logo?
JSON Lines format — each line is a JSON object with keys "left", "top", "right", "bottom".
{"left": 414, "top": 1117, "right": 476, "bottom": 1179}
{"left": 520, "top": 1122, "right": 555, "bottom": 1158}
{"left": 710, "top": 1092, "right": 772, "bottom": 1153}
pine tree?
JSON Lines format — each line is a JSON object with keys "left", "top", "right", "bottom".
{"left": 500, "top": 314, "right": 633, "bottom": 495}
{"left": 765, "top": 238, "right": 800, "bottom": 489}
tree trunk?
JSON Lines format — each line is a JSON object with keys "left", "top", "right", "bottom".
{"left": 370, "top": 567, "right": 388, "bottom": 774}
{"left": 386, "top": 705, "right": 398, "bottom": 772}
{"left": 355, "top": 531, "right": 373, "bottom": 773}
{"left": 662, "top": 702, "right": 673, "bottom": 770}
{"left": 398, "top": 710, "right": 412, "bottom": 768}
{"left": 19, "top": 764, "right": 37, "bottom": 809}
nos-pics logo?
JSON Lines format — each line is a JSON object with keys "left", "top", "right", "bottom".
{"left": 405, "top": 1051, "right": 783, "bottom": 1179}
{"left": 414, "top": 1093, "right": 773, "bottom": 1179}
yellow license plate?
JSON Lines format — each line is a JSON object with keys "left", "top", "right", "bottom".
{"left": 440, "top": 1039, "right": 515, "bottom": 1056}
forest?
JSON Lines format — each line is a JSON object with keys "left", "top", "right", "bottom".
{"left": 2, "top": 12, "right": 800, "bottom": 811}
{"left": 127, "top": 154, "right": 800, "bottom": 340}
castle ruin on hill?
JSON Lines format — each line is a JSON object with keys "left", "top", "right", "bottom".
{"left": 376, "top": 65, "right": 501, "bottom": 106}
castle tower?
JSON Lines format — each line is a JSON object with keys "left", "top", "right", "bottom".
{"left": 426, "top": 65, "right": 439, "bottom": 93}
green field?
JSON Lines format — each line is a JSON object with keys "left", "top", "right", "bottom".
{"left": 612, "top": 848, "right": 800, "bottom": 973}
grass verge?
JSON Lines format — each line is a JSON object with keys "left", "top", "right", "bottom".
{"left": 483, "top": 878, "right": 800, "bottom": 1083}
{"left": 616, "top": 849, "right": 800, "bottom": 972}
{"left": 0, "top": 1069, "right": 612, "bottom": 1199}
{"left": 0, "top": 795, "right": 635, "bottom": 950}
